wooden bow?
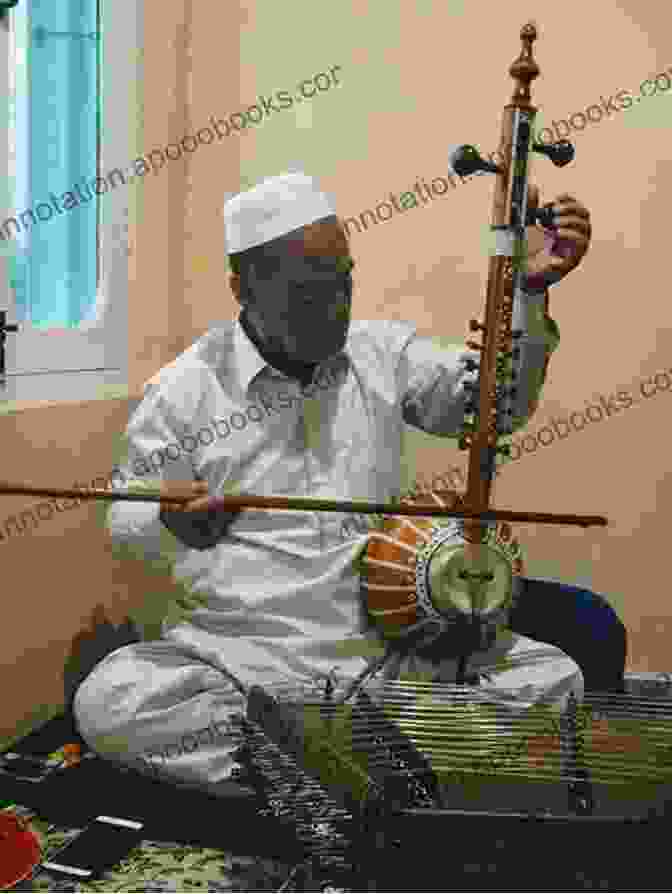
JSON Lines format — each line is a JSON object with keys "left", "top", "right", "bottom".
{"left": 0, "top": 480, "right": 607, "bottom": 527}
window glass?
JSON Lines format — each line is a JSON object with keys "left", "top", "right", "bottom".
{"left": 7, "top": 0, "right": 99, "bottom": 328}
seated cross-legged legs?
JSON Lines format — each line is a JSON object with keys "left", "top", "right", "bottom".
{"left": 72, "top": 639, "right": 248, "bottom": 792}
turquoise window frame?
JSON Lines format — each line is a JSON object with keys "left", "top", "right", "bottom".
{"left": 7, "top": 0, "right": 101, "bottom": 328}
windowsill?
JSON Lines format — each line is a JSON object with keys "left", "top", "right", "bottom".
{"left": 0, "top": 383, "right": 142, "bottom": 415}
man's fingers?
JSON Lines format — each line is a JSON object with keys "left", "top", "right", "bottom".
{"left": 160, "top": 500, "right": 186, "bottom": 513}
{"left": 552, "top": 215, "right": 590, "bottom": 233}
{"left": 160, "top": 485, "right": 241, "bottom": 515}
{"left": 184, "top": 495, "right": 221, "bottom": 513}
{"left": 183, "top": 495, "right": 242, "bottom": 514}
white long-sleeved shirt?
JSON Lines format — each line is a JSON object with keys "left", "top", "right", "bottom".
{"left": 108, "top": 301, "right": 560, "bottom": 695}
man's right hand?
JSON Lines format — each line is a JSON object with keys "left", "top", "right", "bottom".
{"left": 159, "top": 481, "right": 216, "bottom": 513}
{"left": 159, "top": 482, "right": 242, "bottom": 549}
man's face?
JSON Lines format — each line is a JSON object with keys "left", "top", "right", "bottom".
{"left": 236, "top": 217, "right": 354, "bottom": 365}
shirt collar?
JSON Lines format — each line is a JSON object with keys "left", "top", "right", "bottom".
{"left": 232, "top": 315, "right": 351, "bottom": 395}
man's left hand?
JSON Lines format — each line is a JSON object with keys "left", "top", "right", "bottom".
{"left": 523, "top": 185, "right": 592, "bottom": 290}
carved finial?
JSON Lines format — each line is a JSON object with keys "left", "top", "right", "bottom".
{"left": 509, "top": 21, "right": 540, "bottom": 107}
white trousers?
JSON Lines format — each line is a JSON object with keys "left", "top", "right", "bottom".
{"left": 73, "top": 631, "right": 582, "bottom": 793}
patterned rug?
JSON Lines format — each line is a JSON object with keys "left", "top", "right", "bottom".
{"left": 19, "top": 830, "right": 297, "bottom": 892}
{"left": 4, "top": 673, "right": 671, "bottom": 892}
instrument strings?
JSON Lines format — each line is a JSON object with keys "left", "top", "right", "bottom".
{"left": 245, "top": 679, "right": 672, "bottom": 791}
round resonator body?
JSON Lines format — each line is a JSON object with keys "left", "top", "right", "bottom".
{"left": 360, "top": 492, "right": 525, "bottom": 653}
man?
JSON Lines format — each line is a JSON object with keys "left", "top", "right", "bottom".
{"left": 73, "top": 171, "right": 625, "bottom": 796}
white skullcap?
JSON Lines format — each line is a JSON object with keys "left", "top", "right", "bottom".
{"left": 223, "top": 170, "right": 336, "bottom": 254}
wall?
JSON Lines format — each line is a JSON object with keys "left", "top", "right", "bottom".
{"left": 0, "top": 398, "right": 151, "bottom": 747}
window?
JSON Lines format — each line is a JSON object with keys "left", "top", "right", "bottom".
{"left": 0, "top": 0, "right": 138, "bottom": 405}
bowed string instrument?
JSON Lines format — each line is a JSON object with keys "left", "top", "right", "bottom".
{"left": 355, "top": 20, "right": 603, "bottom": 693}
